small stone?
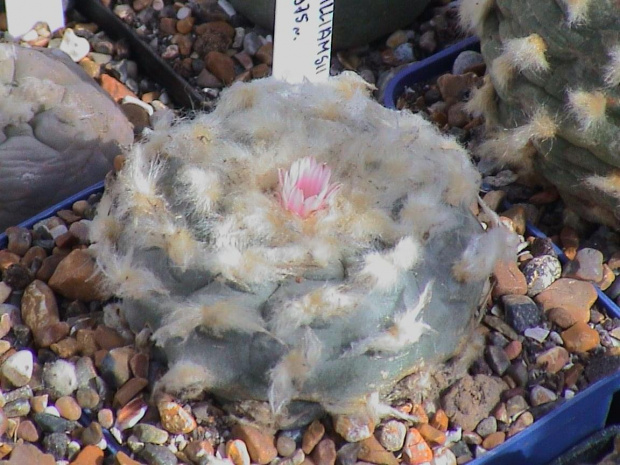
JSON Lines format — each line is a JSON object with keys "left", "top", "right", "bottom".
{"left": 55, "top": 396, "right": 82, "bottom": 421}
{"left": 333, "top": 413, "right": 374, "bottom": 442}
{"left": 33, "top": 412, "right": 79, "bottom": 434}
{"left": 122, "top": 102, "right": 151, "bottom": 134}
{"left": 94, "top": 325, "right": 127, "bottom": 350}
{"left": 485, "top": 345, "right": 510, "bottom": 376}
{"left": 492, "top": 260, "right": 527, "bottom": 298}
{"left": 251, "top": 64, "right": 271, "bottom": 79}
{"left": 116, "top": 450, "right": 143, "bottom": 465}
{"left": 563, "top": 248, "right": 604, "bottom": 282}
{"left": 506, "top": 395, "right": 528, "bottom": 419}
{"left": 140, "top": 444, "right": 178, "bottom": 465}
{"left": 31, "top": 394, "right": 49, "bottom": 414}
{"left": 481, "top": 432, "right": 505, "bottom": 450}
{"left": 529, "top": 385, "right": 557, "bottom": 406}
{"left": 158, "top": 399, "right": 196, "bottom": 435}
{"left": 43, "top": 432, "right": 69, "bottom": 460}
{"left": 255, "top": 42, "right": 273, "bottom": 65}
{"left": 70, "top": 445, "right": 104, "bottom": 465}
{"left": 276, "top": 435, "right": 297, "bottom": 457}
{"left": 115, "top": 397, "right": 148, "bottom": 431}
{"left": 402, "top": 428, "right": 433, "bottom": 465}
{"left": 418, "top": 30, "right": 436, "bottom": 54}
{"left": 231, "top": 423, "right": 277, "bottom": 464}
{"left": 99, "top": 346, "right": 135, "bottom": 388}
{"left": 76, "top": 330, "right": 99, "bottom": 357}
{"left": 1, "top": 350, "right": 33, "bottom": 387}
{"left": 81, "top": 421, "right": 104, "bottom": 445}
{"left": 379, "top": 420, "right": 407, "bottom": 451}
{"left": 6, "top": 227, "right": 32, "bottom": 256}
{"left": 42, "top": 359, "right": 78, "bottom": 398}
{"left": 100, "top": 74, "right": 138, "bottom": 102}
{"left": 503, "top": 340, "right": 522, "bottom": 360}
{"left": 483, "top": 315, "right": 519, "bottom": 341}
{"left": 184, "top": 440, "right": 214, "bottom": 463}
{"left": 475, "top": 417, "right": 497, "bottom": 438}
{"left": 302, "top": 419, "right": 325, "bottom": 454}
{"left": 7, "top": 443, "right": 54, "bottom": 465}
{"left": 114, "top": 377, "right": 148, "bottom": 407}
{"left": 535, "top": 278, "right": 597, "bottom": 314}
{"left": 227, "top": 439, "right": 251, "bottom": 465}
{"left": 507, "top": 411, "right": 533, "bottom": 437}
{"left": 133, "top": 423, "right": 168, "bottom": 445}
{"left": 243, "top": 31, "right": 263, "bottom": 56}
{"left": 0, "top": 250, "right": 20, "bottom": 271}
{"left": 357, "top": 435, "right": 398, "bottom": 465}
{"left": 98, "top": 409, "right": 114, "bottom": 429}
{"left": 51, "top": 337, "right": 80, "bottom": 358}
{"left": 418, "top": 423, "right": 446, "bottom": 445}
{"left": 536, "top": 346, "right": 570, "bottom": 374}
{"left": 502, "top": 294, "right": 542, "bottom": 333}
{"left": 176, "top": 17, "right": 194, "bottom": 34}
{"left": 436, "top": 72, "right": 477, "bottom": 105}
{"left": 506, "top": 361, "right": 529, "bottom": 387}
{"left": 76, "top": 387, "right": 100, "bottom": 410}
{"left": 522, "top": 255, "right": 562, "bottom": 297}
{"left": 48, "top": 250, "right": 110, "bottom": 301}
{"left": 386, "top": 30, "right": 408, "bottom": 48}
{"left": 561, "top": 322, "right": 600, "bottom": 353}
{"left": 524, "top": 326, "right": 550, "bottom": 343}
{"left": 0, "top": 282, "right": 10, "bottom": 304}
{"left": 21, "top": 280, "right": 59, "bottom": 345}
{"left": 310, "top": 438, "right": 336, "bottom": 465}
{"left": 60, "top": 28, "right": 90, "bottom": 62}
{"left": 491, "top": 403, "right": 509, "bottom": 424}
{"left": 4, "top": 398, "right": 30, "bottom": 417}
{"left": 16, "top": 419, "right": 39, "bottom": 442}
{"left": 205, "top": 51, "right": 236, "bottom": 85}
{"left": 462, "top": 431, "right": 482, "bottom": 445}
{"left": 452, "top": 50, "right": 484, "bottom": 75}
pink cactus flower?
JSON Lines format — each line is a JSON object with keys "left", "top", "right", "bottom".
{"left": 278, "top": 157, "right": 340, "bottom": 219}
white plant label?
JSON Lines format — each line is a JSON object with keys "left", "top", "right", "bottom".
{"left": 6, "top": 0, "right": 65, "bottom": 37}
{"left": 272, "top": 0, "right": 335, "bottom": 83}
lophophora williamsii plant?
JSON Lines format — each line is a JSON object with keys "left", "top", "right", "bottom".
{"left": 90, "top": 72, "right": 514, "bottom": 427}
{"left": 459, "top": 0, "right": 620, "bottom": 229}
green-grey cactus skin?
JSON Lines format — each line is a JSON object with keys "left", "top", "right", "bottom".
{"left": 467, "top": 0, "right": 620, "bottom": 228}
{"left": 92, "top": 73, "right": 507, "bottom": 426}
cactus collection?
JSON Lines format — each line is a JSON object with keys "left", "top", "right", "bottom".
{"left": 91, "top": 72, "right": 513, "bottom": 426}
{"left": 459, "top": 0, "right": 620, "bottom": 228}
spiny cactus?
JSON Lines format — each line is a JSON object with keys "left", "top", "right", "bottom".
{"left": 90, "top": 72, "right": 513, "bottom": 426}
{"left": 459, "top": 0, "right": 620, "bottom": 229}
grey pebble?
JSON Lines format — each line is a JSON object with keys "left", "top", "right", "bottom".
{"left": 475, "top": 416, "right": 497, "bottom": 438}
{"left": 563, "top": 247, "right": 604, "bottom": 282}
{"left": 483, "top": 315, "right": 519, "bottom": 341}
{"left": 522, "top": 255, "right": 562, "bottom": 297}
{"left": 140, "top": 443, "right": 179, "bottom": 465}
{"left": 502, "top": 294, "right": 542, "bottom": 333}
{"left": 485, "top": 345, "right": 510, "bottom": 376}
{"left": 134, "top": 423, "right": 170, "bottom": 445}
{"left": 3, "top": 398, "right": 31, "bottom": 417}
{"left": 4, "top": 385, "right": 33, "bottom": 403}
{"left": 393, "top": 43, "right": 414, "bottom": 62}
{"left": 452, "top": 50, "right": 484, "bottom": 75}
{"left": 243, "top": 31, "right": 263, "bottom": 56}
{"left": 43, "top": 432, "right": 70, "bottom": 460}
{"left": 506, "top": 361, "right": 529, "bottom": 387}
{"left": 33, "top": 412, "right": 80, "bottom": 434}
{"left": 336, "top": 442, "right": 362, "bottom": 465}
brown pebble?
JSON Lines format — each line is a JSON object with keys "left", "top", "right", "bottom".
{"left": 6, "top": 227, "right": 32, "bottom": 256}
{"left": 302, "top": 419, "right": 325, "bottom": 454}
{"left": 114, "top": 377, "right": 148, "bottom": 407}
{"left": 503, "top": 340, "right": 522, "bottom": 360}
{"left": 159, "top": 17, "right": 177, "bottom": 35}
{"left": 94, "top": 325, "right": 127, "bottom": 350}
{"left": 357, "top": 435, "right": 398, "bottom": 465}
{"left": 492, "top": 260, "right": 527, "bottom": 298}
{"left": 251, "top": 63, "right": 271, "bottom": 79}
{"left": 184, "top": 440, "right": 215, "bottom": 462}
{"left": 76, "top": 329, "right": 99, "bottom": 356}
{"left": 535, "top": 279, "right": 597, "bottom": 314}
{"left": 51, "top": 336, "right": 80, "bottom": 358}
{"left": 507, "top": 411, "right": 533, "bottom": 437}
{"left": 276, "top": 435, "right": 297, "bottom": 457}
{"left": 430, "top": 409, "right": 449, "bottom": 432}
{"left": 81, "top": 421, "right": 104, "bottom": 445}
{"left": 561, "top": 321, "right": 600, "bottom": 353}
{"left": 176, "top": 16, "right": 194, "bottom": 34}
{"left": 129, "top": 353, "right": 149, "bottom": 379}
{"left": 115, "top": 450, "right": 143, "bottom": 465}
{"left": 255, "top": 42, "right": 273, "bottom": 65}
{"left": 231, "top": 423, "right": 277, "bottom": 465}
{"left": 98, "top": 408, "right": 114, "bottom": 429}
{"left": 481, "top": 431, "right": 505, "bottom": 450}
{"left": 310, "top": 438, "right": 336, "bottom": 465}
{"left": 31, "top": 395, "right": 49, "bottom": 414}
{"left": 69, "top": 444, "right": 104, "bottom": 464}
{"left": 100, "top": 74, "right": 138, "bottom": 102}
{"left": 548, "top": 306, "right": 589, "bottom": 329}
{"left": 205, "top": 51, "right": 236, "bottom": 85}
{"left": 417, "top": 423, "right": 445, "bottom": 445}
{"left": 76, "top": 387, "right": 101, "bottom": 410}
{"left": 16, "top": 420, "right": 39, "bottom": 442}
{"left": 56, "top": 396, "right": 82, "bottom": 421}
{"left": 36, "top": 254, "right": 64, "bottom": 282}
{"left": 536, "top": 346, "right": 570, "bottom": 374}
{"left": 333, "top": 413, "right": 375, "bottom": 442}
{"left": 7, "top": 443, "right": 54, "bottom": 465}
{"left": 0, "top": 250, "right": 20, "bottom": 272}
{"left": 48, "top": 249, "right": 111, "bottom": 301}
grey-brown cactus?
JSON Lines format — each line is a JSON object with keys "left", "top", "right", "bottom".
{"left": 90, "top": 72, "right": 514, "bottom": 427}
{"left": 460, "top": 0, "right": 620, "bottom": 228}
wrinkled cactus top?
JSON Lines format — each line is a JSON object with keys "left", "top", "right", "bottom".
{"left": 91, "top": 72, "right": 512, "bottom": 423}
{"left": 0, "top": 43, "right": 133, "bottom": 230}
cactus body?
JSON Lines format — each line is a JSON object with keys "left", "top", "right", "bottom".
{"left": 461, "top": 0, "right": 620, "bottom": 228}
{"left": 92, "top": 73, "right": 508, "bottom": 425}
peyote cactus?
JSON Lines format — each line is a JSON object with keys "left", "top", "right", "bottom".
{"left": 0, "top": 43, "right": 133, "bottom": 230}
{"left": 459, "top": 0, "right": 620, "bottom": 228}
{"left": 91, "top": 72, "right": 513, "bottom": 426}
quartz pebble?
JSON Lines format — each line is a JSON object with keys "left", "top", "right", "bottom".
{"left": 379, "top": 420, "right": 407, "bottom": 451}
{"left": 333, "top": 413, "right": 374, "bottom": 442}
{"left": 1, "top": 350, "right": 33, "bottom": 387}
{"left": 60, "top": 28, "right": 91, "bottom": 62}
{"left": 158, "top": 399, "right": 196, "bottom": 435}
{"left": 529, "top": 385, "right": 557, "bottom": 406}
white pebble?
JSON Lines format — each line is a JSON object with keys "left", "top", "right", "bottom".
{"left": 564, "top": 389, "right": 576, "bottom": 400}
{"left": 432, "top": 446, "right": 457, "bottom": 465}
{"left": 445, "top": 427, "right": 462, "bottom": 445}
{"left": 44, "top": 406, "right": 60, "bottom": 417}
{"left": 549, "top": 331, "right": 564, "bottom": 345}
{"left": 122, "top": 95, "right": 154, "bottom": 116}
{"left": 1, "top": 350, "right": 33, "bottom": 387}
{"left": 21, "top": 29, "right": 39, "bottom": 42}
{"left": 218, "top": 0, "right": 236, "bottom": 16}
{"left": 524, "top": 326, "right": 550, "bottom": 343}
{"left": 176, "top": 6, "right": 192, "bottom": 20}
{"left": 60, "top": 28, "right": 90, "bottom": 62}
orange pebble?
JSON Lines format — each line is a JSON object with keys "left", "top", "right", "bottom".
{"left": 410, "top": 404, "right": 429, "bottom": 424}
{"left": 418, "top": 423, "right": 446, "bottom": 445}
{"left": 430, "top": 409, "right": 449, "bottom": 432}
{"left": 402, "top": 428, "right": 433, "bottom": 465}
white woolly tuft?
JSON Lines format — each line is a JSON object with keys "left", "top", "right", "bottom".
{"left": 584, "top": 172, "right": 620, "bottom": 198}
{"left": 465, "top": 74, "right": 498, "bottom": 124}
{"left": 175, "top": 166, "right": 222, "bottom": 217}
{"left": 458, "top": 0, "right": 495, "bottom": 35}
{"left": 153, "top": 296, "right": 267, "bottom": 345}
{"left": 491, "top": 35, "right": 549, "bottom": 92}
{"left": 96, "top": 246, "right": 169, "bottom": 299}
{"left": 566, "top": 89, "right": 607, "bottom": 131}
{"left": 604, "top": 45, "right": 620, "bottom": 87}
{"left": 365, "top": 392, "right": 427, "bottom": 423}
{"left": 343, "top": 282, "right": 433, "bottom": 356}
{"left": 559, "top": 0, "right": 591, "bottom": 26}
{"left": 153, "top": 361, "right": 217, "bottom": 399}
{"left": 453, "top": 226, "right": 518, "bottom": 282}
{"left": 268, "top": 328, "right": 322, "bottom": 414}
